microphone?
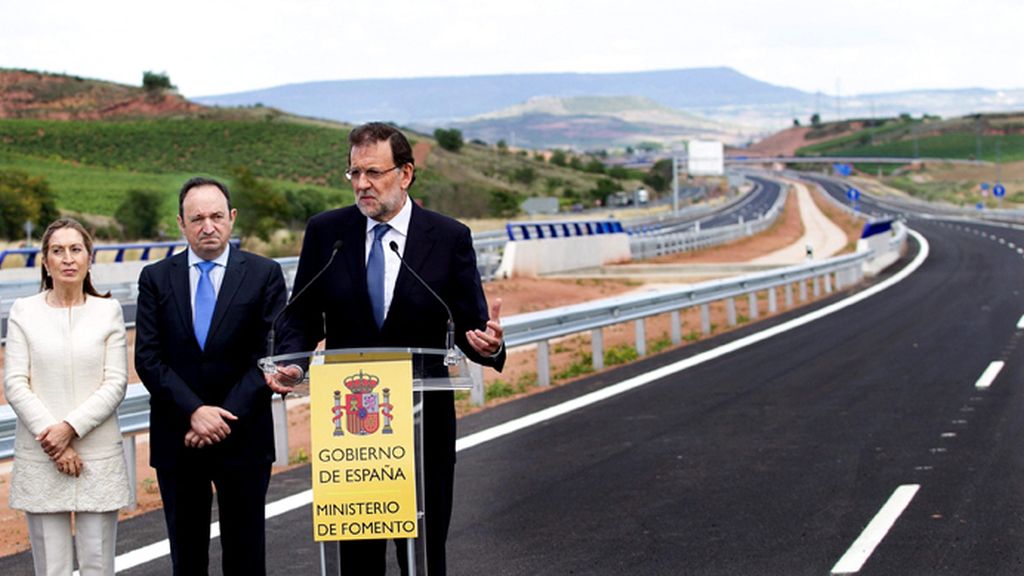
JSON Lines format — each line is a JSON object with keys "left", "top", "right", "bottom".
{"left": 388, "top": 240, "right": 460, "bottom": 366}
{"left": 263, "top": 239, "right": 343, "bottom": 375}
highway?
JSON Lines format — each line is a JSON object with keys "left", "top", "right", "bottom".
{"left": 5, "top": 180, "right": 1024, "bottom": 575}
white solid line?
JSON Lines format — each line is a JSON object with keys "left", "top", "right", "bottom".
{"left": 831, "top": 484, "right": 921, "bottom": 574}
{"left": 1017, "top": 314, "right": 1024, "bottom": 329}
{"left": 458, "top": 230, "right": 930, "bottom": 452}
{"left": 975, "top": 361, "right": 1005, "bottom": 390}
{"left": 107, "top": 230, "right": 932, "bottom": 572}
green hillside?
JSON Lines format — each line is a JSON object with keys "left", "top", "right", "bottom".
{"left": 0, "top": 70, "right": 648, "bottom": 246}
{"left": 796, "top": 114, "right": 1024, "bottom": 163}
{"left": 0, "top": 118, "right": 350, "bottom": 186}
{"left": 0, "top": 118, "right": 643, "bottom": 245}
{"left": 791, "top": 112, "right": 1024, "bottom": 205}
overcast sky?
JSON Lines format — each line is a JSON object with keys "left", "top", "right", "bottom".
{"left": 3, "top": 0, "right": 1021, "bottom": 98}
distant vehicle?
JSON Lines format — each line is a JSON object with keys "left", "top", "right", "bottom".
{"left": 635, "top": 188, "right": 649, "bottom": 204}
{"left": 607, "top": 191, "right": 631, "bottom": 207}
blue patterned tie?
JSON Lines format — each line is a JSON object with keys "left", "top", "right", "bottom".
{"left": 367, "top": 224, "right": 390, "bottom": 329}
{"left": 194, "top": 260, "right": 216, "bottom": 350}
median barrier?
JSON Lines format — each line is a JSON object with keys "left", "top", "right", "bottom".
{"left": 495, "top": 219, "right": 632, "bottom": 278}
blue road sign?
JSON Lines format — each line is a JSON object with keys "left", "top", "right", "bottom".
{"left": 976, "top": 202, "right": 985, "bottom": 210}
{"left": 981, "top": 182, "right": 990, "bottom": 191}
{"left": 993, "top": 184, "right": 1006, "bottom": 198}
{"left": 846, "top": 187, "right": 861, "bottom": 201}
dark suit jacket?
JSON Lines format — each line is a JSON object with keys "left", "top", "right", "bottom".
{"left": 284, "top": 202, "right": 505, "bottom": 369}
{"left": 135, "top": 248, "right": 287, "bottom": 469}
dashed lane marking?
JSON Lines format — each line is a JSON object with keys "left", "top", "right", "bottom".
{"left": 831, "top": 484, "right": 921, "bottom": 574}
{"left": 97, "top": 230, "right": 933, "bottom": 573}
{"left": 975, "top": 361, "right": 1005, "bottom": 390}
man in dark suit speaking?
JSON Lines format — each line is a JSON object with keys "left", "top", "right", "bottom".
{"left": 267, "top": 122, "right": 506, "bottom": 575}
{"left": 136, "top": 177, "right": 288, "bottom": 575}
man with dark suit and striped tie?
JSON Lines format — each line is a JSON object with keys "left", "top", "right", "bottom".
{"left": 135, "top": 176, "right": 288, "bottom": 576}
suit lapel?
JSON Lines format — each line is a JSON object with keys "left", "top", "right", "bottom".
{"left": 169, "top": 252, "right": 195, "bottom": 344}
{"left": 342, "top": 211, "right": 369, "bottom": 298}
{"left": 387, "top": 204, "right": 437, "bottom": 328}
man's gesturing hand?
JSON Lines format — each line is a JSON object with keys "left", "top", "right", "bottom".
{"left": 466, "top": 298, "right": 504, "bottom": 357}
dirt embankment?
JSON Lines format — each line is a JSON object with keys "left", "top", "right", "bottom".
{"left": 0, "top": 70, "right": 204, "bottom": 120}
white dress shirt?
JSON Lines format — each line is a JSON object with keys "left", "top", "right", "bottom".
{"left": 187, "top": 244, "right": 230, "bottom": 318}
{"left": 365, "top": 198, "right": 411, "bottom": 321}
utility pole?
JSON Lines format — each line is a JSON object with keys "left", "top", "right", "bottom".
{"left": 672, "top": 155, "right": 680, "bottom": 214}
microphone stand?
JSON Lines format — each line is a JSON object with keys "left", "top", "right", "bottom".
{"left": 262, "top": 240, "right": 343, "bottom": 374}
{"left": 389, "top": 241, "right": 461, "bottom": 366}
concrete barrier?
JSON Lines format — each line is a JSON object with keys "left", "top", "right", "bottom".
{"left": 858, "top": 219, "right": 907, "bottom": 276}
{"left": 495, "top": 234, "right": 631, "bottom": 278}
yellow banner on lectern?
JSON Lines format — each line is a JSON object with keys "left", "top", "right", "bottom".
{"left": 310, "top": 357, "right": 417, "bottom": 541}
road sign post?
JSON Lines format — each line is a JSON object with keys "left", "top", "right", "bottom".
{"left": 993, "top": 183, "right": 1006, "bottom": 209}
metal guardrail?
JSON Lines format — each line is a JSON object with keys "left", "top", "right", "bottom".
{"left": 0, "top": 248, "right": 874, "bottom": 461}
{"left": 628, "top": 182, "right": 787, "bottom": 260}
{"left": 0, "top": 239, "right": 242, "bottom": 268}
{"left": 503, "top": 250, "right": 869, "bottom": 347}
{"left": 0, "top": 383, "right": 151, "bottom": 461}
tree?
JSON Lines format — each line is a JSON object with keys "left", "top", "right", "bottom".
{"left": 434, "top": 128, "right": 464, "bottom": 152}
{"left": 589, "top": 178, "right": 620, "bottom": 203}
{"left": 496, "top": 139, "right": 508, "bottom": 154}
{"left": 607, "top": 166, "right": 629, "bottom": 180}
{"left": 115, "top": 189, "right": 164, "bottom": 239}
{"left": 643, "top": 158, "right": 674, "bottom": 193}
{"left": 488, "top": 189, "right": 521, "bottom": 217}
{"left": 810, "top": 113, "right": 821, "bottom": 127}
{"left": 584, "top": 159, "right": 606, "bottom": 174}
{"left": 0, "top": 169, "right": 59, "bottom": 240}
{"left": 511, "top": 166, "right": 536, "bottom": 185}
{"left": 284, "top": 188, "right": 330, "bottom": 227}
{"left": 142, "top": 71, "right": 174, "bottom": 91}
{"left": 793, "top": 118, "right": 801, "bottom": 127}
{"left": 549, "top": 150, "right": 567, "bottom": 167}
{"left": 230, "top": 167, "right": 288, "bottom": 241}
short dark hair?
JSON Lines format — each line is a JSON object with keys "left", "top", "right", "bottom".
{"left": 348, "top": 122, "right": 416, "bottom": 187}
{"left": 179, "top": 176, "right": 231, "bottom": 218}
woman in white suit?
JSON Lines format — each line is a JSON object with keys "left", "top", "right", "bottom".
{"left": 4, "top": 218, "right": 130, "bottom": 576}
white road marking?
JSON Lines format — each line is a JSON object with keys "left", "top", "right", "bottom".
{"left": 1017, "top": 314, "right": 1024, "bottom": 329}
{"left": 101, "top": 230, "right": 932, "bottom": 572}
{"left": 975, "top": 361, "right": 1005, "bottom": 390}
{"left": 831, "top": 484, "right": 921, "bottom": 574}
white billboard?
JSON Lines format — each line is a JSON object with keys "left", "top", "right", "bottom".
{"left": 687, "top": 140, "right": 724, "bottom": 176}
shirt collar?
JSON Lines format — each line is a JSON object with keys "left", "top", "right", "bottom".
{"left": 366, "top": 196, "right": 412, "bottom": 238}
{"left": 187, "top": 243, "right": 230, "bottom": 268}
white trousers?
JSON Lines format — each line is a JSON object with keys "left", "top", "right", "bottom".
{"left": 25, "top": 511, "right": 118, "bottom": 576}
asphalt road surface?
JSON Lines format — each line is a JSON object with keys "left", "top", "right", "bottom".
{"left": 4, "top": 193, "right": 1024, "bottom": 575}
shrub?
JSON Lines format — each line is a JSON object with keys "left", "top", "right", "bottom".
{"left": 511, "top": 166, "right": 536, "bottom": 185}
{"left": 285, "top": 188, "right": 330, "bottom": 227}
{"left": 604, "top": 344, "right": 638, "bottom": 366}
{"left": 0, "top": 169, "right": 59, "bottom": 240}
{"left": 434, "top": 128, "right": 464, "bottom": 152}
{"left": 115, "top": 189, "right": 165, "bottom": 239}
{"left": 489, "top": 189, "right": 521, "bottom": 217}
{"left": 549, "top": 150, "right": 567, "bottom": 167}
{"left": 590, "top": 178, "right": 619, "bottom": 203}
{"left": 142, "top": 71, "right": 174, "bottom": 91}
{"left": 230, "top": 166, "right": 288, "bottom": 241}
